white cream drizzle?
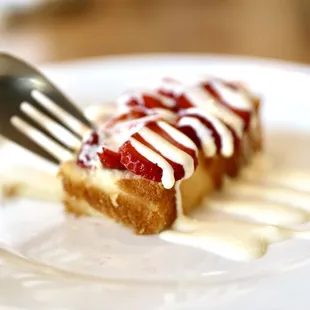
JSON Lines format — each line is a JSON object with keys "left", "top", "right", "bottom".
{"left": 130, "top": 137, "right": 175, "bottom": 189}
{"left": 160, "top": 217, "right": 310, "bottom": 261}
{"left": 210, "top": 80, "right": 253, "bottom": 111}
{"left": 117, "top": 90, "right": 175, "bottom": 109}
{"left": 129, "top": 120, "right": 197, "bottom": 189}
{"left": 159, "top": 159, "right": 310, "bottom": 262}
{"left": 178, "top": 116, "right": 217, "bottom": 157}
{"left": 157, "top": 121, "right": 198, "bottom": 155}
{"left": 78, "top": 132, "right": 104, "bottom": 167}
{"left": 117, "top": 91, "right": 144, "bottom": 107}
{"left": 138, "top": 127, "right": 195, "bottom": 179}
{"left": 183, "top": 85, "right": 244, "bottom": 137}
{"left": 207, "top": 196, "right": 309, "bottom": 226}
{"left": 157, "top": 78, "right": 184, "bottom": 97}
{"left": 179, "top": 108, "right": 234, "bottom": 157}
{"left": 150, "top": 108, "right": 177, "bottom": 122}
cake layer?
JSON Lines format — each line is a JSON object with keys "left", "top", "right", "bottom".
{"left": 59, "top": 146, "right": 252, "bottom": 234}
{"left": 58, "top": 82, "right": 262, "bottom": 234}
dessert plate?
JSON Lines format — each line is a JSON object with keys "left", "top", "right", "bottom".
{"left": 1, "top": 54, "right": 310, "bottom": 309}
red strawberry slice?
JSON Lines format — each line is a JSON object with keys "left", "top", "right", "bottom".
{"left": 202, "top": 82, "right": 251, "bottom": 131}
{"left": 177, "top": 125, "right": 201, "bottom": 149}
{"left": 225, "top": 124, "right": 241, "bottom": 150}
{"left": 122, "top": 92, "right": 178, "bottom": 113}
{"left": 119, "top": 139, "right": 163, "bottom": 182}
{"left": 77, "top": 154, "right": 92, "bottom": 168}
{"left": 134, "top": 132, "right": 187, "bottom": 181}
{"left": 119, "top": 122, "right": 197, "bottom": 183}
{"left": 177, "top": 114, "right": 222, "bottom": 153}
{"left": 77, "top": 131, "right": 101, "bottom": 168}
{"left": 126, "top": 98, "right": 140, "bottom": 108}
{"left": 97, "top": 148, "right": 125, "bottom": 169}
{"left": 177, "top": 113, "right": 242, "bottom": 156}
{"left": 105, "top": 108, "right": 147, "bottom": 129}
{"left": 143, "top": 95, "right": 168, "bottom": 109}
{"left": 157, "top": 89, "right": 177, "bottom": 100}
{"left": 146, "top": 122, "right": 198, "bottom": 168}
{"left": 157, "top": 77, "right": 183, "bottom": 101}
{"left": 175, "top": 94, "right": 196, "bottom": 111}
{"left": 84, "top": 131, "right": 100, "bottom": 146}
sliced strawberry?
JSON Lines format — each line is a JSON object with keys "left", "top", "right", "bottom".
{"left": 85, "top": 131, "right": 100, "bottom": 146}
{"left": 178, "top": 114, "right": 222, "bottom": 153}
{"left": 78, "top": 130, "right": 126, "bottom": 169}
{"left": 157, "top": 89, "right": 177, "bottom": 100}
{"left": 202, "top": 82, "right": 251, "bottom": 131}
{"left": 119, "top": 121, "right": 198, "bottom": 183}
{"left": 177, "top": 113, "right": 243, "bottom": 156}
{"left": 119, "top": 122, "right": 198, "bottom": 182}
{"left": 105, "top": 108, "right": 147, "bottom": 129}
{"left": 119, "top": 139, "right": 163, "bottom": 182}
{"left": 176, "top": 94, "right": 194, "bottom": 111}
{"left": 77, "top": 131, "right": 101, "bottom": 168}
{"left": 126, "top": 98, "right": 140, "bottom": 108}
{"left": 157, "top": 77, "right": 183, "bottom": 101}
{"left": 77, "top": 154, "right": 92, "bottom": 168}
{"left": 146, "top": 122, "right": 198, "bottom": 168}
{"left": 122, "top": 92, "right": 176, "bottom": 112}
{"left": 134, "top": 132, "right": 187, "bottom": 181}
{"left": 97, "top": 148, "right": 125, "bottom": 169}
{"left": 225, "top": 124, "right": 241, "bottom": 150}
{"left": 143, "top": 95, "right": 167, "bottom": 109}
{"left": 177, "top": 125, "right": 201, "bottom": 149}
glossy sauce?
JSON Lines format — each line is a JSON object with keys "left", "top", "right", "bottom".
{"left": 178, "top": 107, "right": 234, "bottom": 157}
{"left": 183, "top": 85, "right": 245, "bottom": 137}
{"left": 159, "top": 158, "right": 310, "bottom": 261}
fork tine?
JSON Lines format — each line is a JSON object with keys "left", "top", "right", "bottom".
{"left": 1, "top": 52, "right": 93, "bottom": 130}
{"left": 27, "top": 93, "right": 85, "bottom": 140}
{"left": 39, "top": 86, "right": 94, "bottom": 129}
{"left": 2, "top": 125, "right": 60, "bottom": 164}
{"left": 17, "top": 111, "right": 75, "bottom": 153}
{"left": 30, "top": 90, "right": 91, "bottom": 139}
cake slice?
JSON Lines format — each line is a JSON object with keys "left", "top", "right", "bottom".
{"left": 58, "top": 77, "right": 262, "bottom": 234}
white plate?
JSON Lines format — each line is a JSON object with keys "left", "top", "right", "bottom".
{"left": 1, "top": 54, "right": 310, "bottom": 310}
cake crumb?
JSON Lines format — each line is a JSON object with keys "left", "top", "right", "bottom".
{"left": 1, "top": 183, "right": 23, "bottom": 199}
{"left": 111, "top": 194, "right": 119, "bottom": 207}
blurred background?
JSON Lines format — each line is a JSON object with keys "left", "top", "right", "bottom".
{"left": 1, "top": 0, "right": 310, "bottom": 65}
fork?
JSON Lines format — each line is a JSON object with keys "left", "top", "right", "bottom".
{"left": 0, "top": 53, "right": 94, "bottom": 164}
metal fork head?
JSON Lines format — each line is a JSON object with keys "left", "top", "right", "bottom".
{"left": 0, "top": 52, "right": 95, "bottom": 164}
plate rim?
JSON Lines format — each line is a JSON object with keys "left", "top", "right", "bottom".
{"left": 39, "top": 53, "right": 310, "bottom": 74}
